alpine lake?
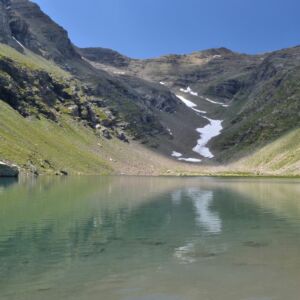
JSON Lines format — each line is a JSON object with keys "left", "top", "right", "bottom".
{"left": 0, "top": 176, "right": 300, "bottom": 300}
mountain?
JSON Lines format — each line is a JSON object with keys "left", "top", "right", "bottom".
{"left": 80, "top": 46, "right": 300, "bottom": 162}
{"left": 0, "top": 0, "right": 299, "bottom": 176}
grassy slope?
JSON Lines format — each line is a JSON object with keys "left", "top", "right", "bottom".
{"left": 0, "top": 100, "right": 113, "bottom": 174}
{"left": 0, "top": 98, "right": 206, "bottom": 176}
{"left": 0, "top": 43, "right": 70, "bottom": 78}
{"left": 232, "top": 128, "right": 300, "bottom": 176}
{"left": 1, "top": 97, "right": 299, "bottom": 176}
{"left": 0, "top": 44, "right": 111, "bottom": 174}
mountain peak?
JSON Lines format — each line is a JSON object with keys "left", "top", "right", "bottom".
{"left": 1, "top": 0, "right": 79, "bottom": 63}
{"left": 78, "top": 47, "right": 131, "bottom": 68}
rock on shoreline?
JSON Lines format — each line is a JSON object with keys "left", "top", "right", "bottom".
{"left": 0, "top": 161, "right": 19, "bottom": 177}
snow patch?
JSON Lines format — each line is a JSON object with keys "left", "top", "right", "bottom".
{"left": 113, "top": 71, "right": 125, "bottom": 75}
{"left": 179, "top": 86, "right": 229, "bottom": 108}
{"left": 171, "top": 151, "right": 182, "bottom": 158}
{"left": 173, "top": 87, "right": 225, "bottom": 162}
{"left": 193, "top": 117, "right": 223, "bottom": 158}
{"left": 167, "top": 128, "right": 173, "bottom": 136}
{"left": 176, "top": 95, "right": 206, "bottom": 114}
{"left": 176, "top": 95, "right": 197, "bottom": 108}
{"left": 178, "top": 157, "right": 202, "bottom": 163}
{"left": 201, "top": 96, "right": 229, "bottom": 108}
{"left": 171, "top": 151, "right": 201, "bottom": 163}
{"left": 193, "top": 108, "right": 207, "bottom": 114}
{"left": 12, "top": 37, "right": 25, "bottom": 49}
{"left": 180, "top": 86, "right": 198, "bottom": 96}
{"left": 160, "top": 81, "right": 166, "bottom": 85}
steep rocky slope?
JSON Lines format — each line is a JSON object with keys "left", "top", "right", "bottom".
{"left": 0, "top": 0, "right": 200, "bottom": 150}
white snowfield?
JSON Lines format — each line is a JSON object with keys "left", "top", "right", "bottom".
{"left": 160, "top": 81, "right": 166, "bottom": 85}
{"left": 172, "top": 151, "right": 201, "bottom": 163}
{"left": 180, "top": 86, "right": 229, "bottom": 107}
{"left": 113, "top": 71, "right": 125, "bottom": 75}
{"left": 180, "top": 86, "right": 198, "bottom": 96}
{"left": 171, "top": 88, "right": 224, "bottom": 162}
{"left": 176, "top": 95, "right": 206, "bottom": 114}
{"left": 200, "top": 96, "right": 229, "bottom": 108}
{"left": 178, "top": 157, "right": 202, "bottom": 163}
{"left": 193, "top": 117, "right": 223, "bottom": 158}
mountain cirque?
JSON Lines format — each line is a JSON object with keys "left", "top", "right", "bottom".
{"left": 0, "top": 0, "right": 299, "bottom": 176}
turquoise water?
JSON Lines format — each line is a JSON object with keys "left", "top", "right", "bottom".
{"left": 0, "top": 176, "right": 300, "bottom": 300}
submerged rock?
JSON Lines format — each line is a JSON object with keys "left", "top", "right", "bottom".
{"left": 0, "top": 161, "right": 19, "bottom": 177}
{"left": 243, "top": 241, "right": 269, "bottom": 248}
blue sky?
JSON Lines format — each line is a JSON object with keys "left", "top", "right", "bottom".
{"left": 34, "top": 0, "right": 300, "bottom": 58}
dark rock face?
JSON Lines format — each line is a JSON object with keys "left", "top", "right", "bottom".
{"left": 79, "top": 47, "right": 131, "bottom": 68}
{"left": 118, "top": 75, "right": 178, "bottom": 113}
{"left": 0, "top": 0, "right": 12, "bottom": 43}
{"left": 207, "top": 79, "right": 244, "bottom": 100}
{"left": 1, "top": 0, "right": 79, "bottom": 61}
{"left": 0, "top": 0, "right": 23, "bottom": 50}
{"left": 0, "top": 57, "right": 67, "bottom": 120}
{"left": 0, "top": 161, "right": 19, "bottom": 177}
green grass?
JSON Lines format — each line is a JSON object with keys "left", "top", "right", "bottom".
{"left": 0, "top": 100, "right": 112, "bottom": 175}
{"left": 0, "top": 43, "right": 70, "bottom": 79}
{"left": 235, "top": 128, "right": 300, "bottom": 175}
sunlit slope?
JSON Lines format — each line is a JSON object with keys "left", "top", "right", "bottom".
{"left": 0, "top": 100, "right": 113, "bottom": 174}
{"left": 0, "top": 43, "right": 70, "bottom": 77}
{"left": 234, "top": 128, "right": 300, "bottom": 176}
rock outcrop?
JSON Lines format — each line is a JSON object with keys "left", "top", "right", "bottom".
{"left": 78, "top": 47, "right": 131, "bottom": 68}
{"left": 7, "top": 0, "right": 80, "bottom": 62}
{"left": 0, "top": 161, "right": 19, "bottom": 177}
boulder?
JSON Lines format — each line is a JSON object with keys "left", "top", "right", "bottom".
{"left": 101, "top": 119, "right": 113, "bottom": 128}
{"left": 117, "top": 132, "right": 129, "bottom": 143}
{"left": 102, "top": 129, "right": 112, "bottom": 139}
{"left": 0, "top": 161, "right": 19, "bottom": 177}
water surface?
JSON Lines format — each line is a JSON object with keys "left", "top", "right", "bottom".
{"left": 0, "top": 176, "right": 300, "bottom": 300}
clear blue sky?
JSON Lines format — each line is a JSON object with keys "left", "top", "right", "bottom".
{"left": 34, "top": 0, "right": 300, "bottom": 59}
